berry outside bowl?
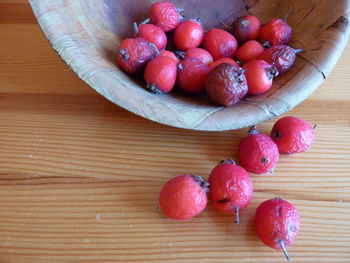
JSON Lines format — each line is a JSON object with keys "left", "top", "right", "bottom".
{"left": 30, "top": 0, "right": 350, "bottom": 131}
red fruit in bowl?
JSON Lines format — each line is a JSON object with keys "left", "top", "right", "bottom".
{"left": 236, "top": 40, "right": 265, "bottom": 63}
{"left": 231, "top": 15, "right": 262, "bottom": 44}
{"left": 177, "top": 58, "right": 211, "bottom": 93}
{"left": 239, "top": 126, "right": 279, "bottom": 174}
{"left": 159, "top": 50, "right": 179, "bottom": 63}
{"left": 243, "top": 60, "right": 278, "bottom": 95}
{"left": 150, "top": 1, "right": 183, "bottom": 32}
{"left": 255, "top": 197, "right": 301, "bottom": 261}
{"left": 203, "top": 28, "right": 238, "bottom": 60}
{"left": 209, "top": 160, "right": 253, "bottom": 224}
{"left": 258, "top": 45, "right": 303, "bottom": 74}
{"left": 205, "top": 63, "right": 248, "bottom": 106}
{"left": 117, "top": 37, "right": 156, "bottom": 74}
{"left": 209, "top": 58, "right": 239, "bottom": 69}
{"left": 134, "top": 23, "right": 167, "bottom": 51}
{"left": 271, "top": 116, "right": 316, "bottom": 154}
{"left": 185, "top": 48, "right": 214, "bottom": 65}
{"left": 260, "top": 18, "right": 292, "bottom": 47}
{"left": 159, "top": 174, "right": 209, "bottom": 221}
{"left": 174, "top": 19, "right": 204, "bottom": 51}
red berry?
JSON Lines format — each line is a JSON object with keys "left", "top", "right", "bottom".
{"left": 236, "top": 40, "right": 264, "bottom": 63}
{"left": 117, "top": 38, "right": 156, "bottom": 74}
{"left": 260, "top": 18, "right": 292, "bottom": 46}
{"left": 209, "top": 58, "right": 239, "bottom": 69}
{"left": 239, "top": 126, "right": 279, "bottom": 174}
{"left": 243, "top": 60, "right": 278, "bottom": 95}
{"left": 205, "top": 63, "right": 248, "bottom": 106}
{"left": 185, "top": 48, "right": 214, "bottom": 65}
{"left": 150, "top": 1, "right": 182, "bottom": 32}
{"left": 144, "top": 55, "right": 177, "bottom": 93}
{"left": 231, "top": 15, "right": 262, "bottom": 44}
{"left": 208, "top": 160, "right": 253, "bottom": 224}
{"left": 258, "top": 45, "right": 303, "bottom": 74}
{"left": 134, "top": 23, "right": 167, "bottom": 51}
{"left": 255, "top": 197, "right": 300, "bottom": 261}
{"left": 174, "top": 19, "right": 204, "bottom": 51}
{"left": 159, "top": 50, "right": 179, "bottom": 63}
{"left": 177, "top": 58, "right": 211, "bottom": 93}
{"left": 271, "top": 116, "right": 316, "bottom": 154}
{"left": 159, "top": 174, "right": 209, "bottom": 221}
{"left": 203, "top": 28, "right": 238, "bottom": 60}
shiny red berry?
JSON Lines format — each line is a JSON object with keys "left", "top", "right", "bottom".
{"left": 177, "top": 58, "right": 211, "bottom": 93}
{"left": 271, "top": 116, "right": 316, "bottom": 155}
{"left": 150, "top": 1, "right": 182, "bottom": 32}
{"left": 255, "top": 197, "right": 301, "bottom": 261}
{"left": 208, "top": 160, "right": 253, "bottom": 224}
{"left": 159, "top": 174, "right": 209, "bottom": 221}
{"left": 231, "top": 15, "right": 262, "bottom": 44}
{"left": 243, "top": 60, "right": 278, "bottom": 95}
{"left": 239, "top": 126, "right": 279, "bottom": 174}
{"left": 209, "top": 58, "right": 239, "bottom": 69}
{"left": 260, "top": 18, "right": 292, "bottom": 46}
{"left": 174, "top": 19, "right": 204, "bottom": 51}
{"left": 236, "top": 40, "right": 264, "bottom": 63}
{"left": 159, "top": 50, "right": 179, "bottom": 63}
{"left": 117, "top": 37, "right": 156, "bottom": 74}
{"left": 134, "top": 23, "right": 167, "bottom": 51}
{"left": 184, "top": 48, "right": 214, "bottom": 65}
{"left": 203, "top": 28, "right": 238, "bottom": 60}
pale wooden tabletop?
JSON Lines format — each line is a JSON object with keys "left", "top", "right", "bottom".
{"left": 0, "top": 1, "right": 350, "bottom": 263}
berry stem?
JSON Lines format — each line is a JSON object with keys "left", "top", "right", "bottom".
{"left": 175, "top": 50, "right": 186, "bottom": 60}
{"left": 149, "top": 43, "right": 160, "bottom": 55}
{"left": 294, "top": 49, "right": 304, "bottom": 54}
{"left": 219, "top": 159, "right": 236, "bottom": 165}
{"left": 177, "top": 8, "right": 185, "bottom": 20}
{"left": 279, "top": 240, "right": 291, "bottom": 261}
{"left": 284, "top": 5, "right": 291, "bottom": 22}
{"left": 133, "top": 22, "right": 139, "bottom": 35}
{"left": 140, "top": 18, "right": 150, "bottom": 25}
{"left": 248, "top": 125, "right": 259, "bottom": 135}
{"left": 234, "top": 206, "right": 240, "bottom": 224}
{"left": 220, "top": 21, "right": 231, "bottom": 29}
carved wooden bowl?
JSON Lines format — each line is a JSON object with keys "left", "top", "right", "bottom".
{"left": 30, "top": 0, "right": 350, "bottom": 131}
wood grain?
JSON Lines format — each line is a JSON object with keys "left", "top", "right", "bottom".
{"left": 0, "top": 1, "right": 350, "bottom": 262}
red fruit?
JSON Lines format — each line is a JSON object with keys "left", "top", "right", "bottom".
{"left": 258, "top": 45, "right": 303, "bottom": 74}
{"left": 159, "top": 174, "right": 209, "bottom": 221}
{"left": 243, "top": 60, "right": 278, "bottom": 95}
{"left": 159, "top": 50, "right": 179, "bottom": 63}
{"left": 239, "top": 126, "right": 279, "bottom": 174}
{"left": 174, "top": 19, "right": 204, "bottom": 51}
{"left": 150, "top": 1, "right": 182, "bottom": 32}
{"left": 231, "top": 15, "right": 262, "bottom": 44}
{"left": 117, "top": 38, "right": 156, "bottom": 74}
{"left": 260, "top": 18, "right": 292, "bottom": 46}
{"left": 205, "top": 63, "right": 248, "bottom": 106}
{"left": 236, "top": 40, "right": 264, "bottom": 63}
{"left": 255, "top": 197, "right": 301, "bottom": 261}
{"left": 271, "top": 116, "right": 316, "bottom": 154}
{"left": 203, "top": 28, "right": 238, "bottom": 60}
{"left": 185, "top": 48, "right": 214, "bottom": 65}
{"left": 144, "top": 55, "right": 177, "bottom": 93}
{"left": 134, "top": 23, "right": 167, "bottom": 51}
{"left": 177, "top": 58, "right": 211, "bottom": 93}
{"left": 208, "top": 160, "right": 253, "bottom": 224}
{"left": 209, "top": 58, "right": 239, "bottom": 69}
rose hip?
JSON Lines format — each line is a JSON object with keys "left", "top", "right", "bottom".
{"left": 203, "top": 28, "right": 238, "bottom": 60}
{"left": 260, "top": 18, "right": 292, "bottom": 47}
{"left": 236, "top": 40, "right": 265, "bottom": 63}
{"left": 205, "top": 63, "right": 247, "bottom": 106}
{"left": 184, "top": 48, "right": 214, "bottom": 65}
{"left": 209, "top": 160, "right": 253, "bottom": 224}
{"left": 255, "top": 197, "right": 301, "bottom": 261}
{"left": 117, "top": 37, "right": 156, "bottom": 74}
{"left": 209, "top": 58, "right": 239, "bottom": 69}
{"left": 134, "top": 23, "right": 167, "bottom": 51}
{"left": 174, "top": 19, "right": 204, "bottom": 51}
{"left": 231, "top": 15, "right": 262, "bottom": 44}
{"left": 239, "top": 126, "right": 279, "bottom": 174}
{"left": 159, "top": 174, "right": 209, "bottom": 221}
{"left": 177, "top": 58, "right": 211, "bottom": 93}
{"left": 271, "top": 116, "right": 316, "bottom": 154}
{"left": 149, "top": 1, "right": 183, "bottom": 32}
{"left": 159, "top": 50, "right": 179, "bottom": 63}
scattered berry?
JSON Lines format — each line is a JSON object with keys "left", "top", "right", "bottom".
{"left": 203, "top": 28, "right": 238, "bottom": 60}
{"left": 174, "top": 19, "right": 204, "bottom": 51}
{"left": 159, "top": 174, "right": 209, "bottom": 220}
{"left": 231, "top": 15, "right": 262, "bottom": 44}
{"left": 236, "top": 40, "right": 265, "bottom": 63}
{"left": 149, "top": 1, "right": 183, "bottom": 32}
{"left": 184, "top": 48, "right": 214, "bottom": 65}
{"left": 134, "top": 23, "right": 167, "bottom": 50}
{"left": 209, "top": 58, "right": 239, "bottom": 69}
{"left": 271, "top": 116, "right": 316, "bottom": 154}
{"left": 260, "top": 18, "right": 292, "bottom": 47}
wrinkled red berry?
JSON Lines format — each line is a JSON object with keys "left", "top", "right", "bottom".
{"left": 239, "top": 126, "right": 279, "bottom": 174}
{"left": 231, "top": 15, "right": 262, "bottom": 44}
{"left": 159, "top": 50, "right": 179, "bottom": 63}
{"left": 203, "top": 28, "right": 238, "bottom": 60}
{"left": 159, "top": 174, "right": 209, "bottom": 221}
{"left": 150, "top": 1, "right": 182, "bottom": 32}
{"left": 117, "top": 37, "right": 156, "bottom": 74}
{"left": 185, "top": 48, "right": 214, "bottom": 65}
{"left": 271, "top": 116, "right": 316, "bottom": 154}
{"left": 236, "top": 40, "right": 265, "bottom": 63}
{"left": 243, "top": 60, "right": 278, "bottom": 95}
{"left": 174, "top": 19, "right": 204, "bottom": 51}
{"left": 260, "top": 18, "right": 292, "bottom": 47}
{"left": 177, "top": 58, "right": 211, "bottom": 93}
{"left": 205, "top": 63, "right": 248, "bottom": 106}
{"left": 255, "top": 197, "right": 300, "bottom": 261}
{"left": 209, "top": 58, "right": 239, "bottom": 69}
{"left": 209, "top": 160, "right": 253, "bottom": 224}
{"left": 134, "top": 23, "right": 167, "bottom": 51}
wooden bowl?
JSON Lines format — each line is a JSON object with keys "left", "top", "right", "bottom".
{"left": 30, "top": 0, "right": 350, "bottom": 131}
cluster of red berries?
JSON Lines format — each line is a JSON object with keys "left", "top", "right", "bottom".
{"left": 117, "top": 1, "right": 302, "bottom": 106}
{"left": 159, "top": 116, "right": 316, "bottom": 261}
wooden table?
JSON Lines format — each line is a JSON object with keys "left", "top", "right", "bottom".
{"left": 1, "top": 2, "right": 349, "bottom": 262}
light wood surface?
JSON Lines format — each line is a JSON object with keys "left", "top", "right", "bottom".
{"left": 0, "top": 1, "right": 350, "bottom": 262}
